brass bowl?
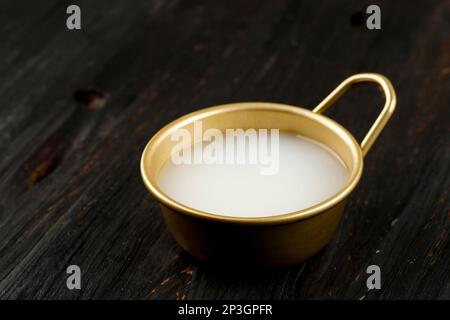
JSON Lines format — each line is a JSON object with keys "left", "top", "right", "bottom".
{"left": 140, "top": 73, "right": 396, "bottom": 267}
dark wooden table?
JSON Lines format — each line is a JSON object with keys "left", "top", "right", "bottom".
{"left": 0, "top": 0, "right": 449, "bottom": 300}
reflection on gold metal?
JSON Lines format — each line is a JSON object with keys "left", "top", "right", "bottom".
{"left": 140, "top": 73, "right": 396, "bottom": 267}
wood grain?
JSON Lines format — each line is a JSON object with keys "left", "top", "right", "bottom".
{"left": 0, "top": 0, "right": 448, "bottom": 299}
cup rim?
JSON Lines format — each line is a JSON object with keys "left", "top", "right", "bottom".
{"left": 140, "top": 102, "right": 363, "bottom": 226}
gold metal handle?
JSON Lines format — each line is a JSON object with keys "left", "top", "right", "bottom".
{"left": 313, "top": 73, "right": 396, "bottom": 157}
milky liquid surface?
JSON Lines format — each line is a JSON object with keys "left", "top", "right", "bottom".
{"left": 157, "top": 132, "right": 348, "bottom": 217}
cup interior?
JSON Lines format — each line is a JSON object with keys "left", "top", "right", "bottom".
{"left": 141, "top": 102, "right": 363, "bottom": 222}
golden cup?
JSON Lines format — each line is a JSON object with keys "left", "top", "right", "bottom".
{"left": 141, "top": 73, "right": 396, "bottom": 267}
